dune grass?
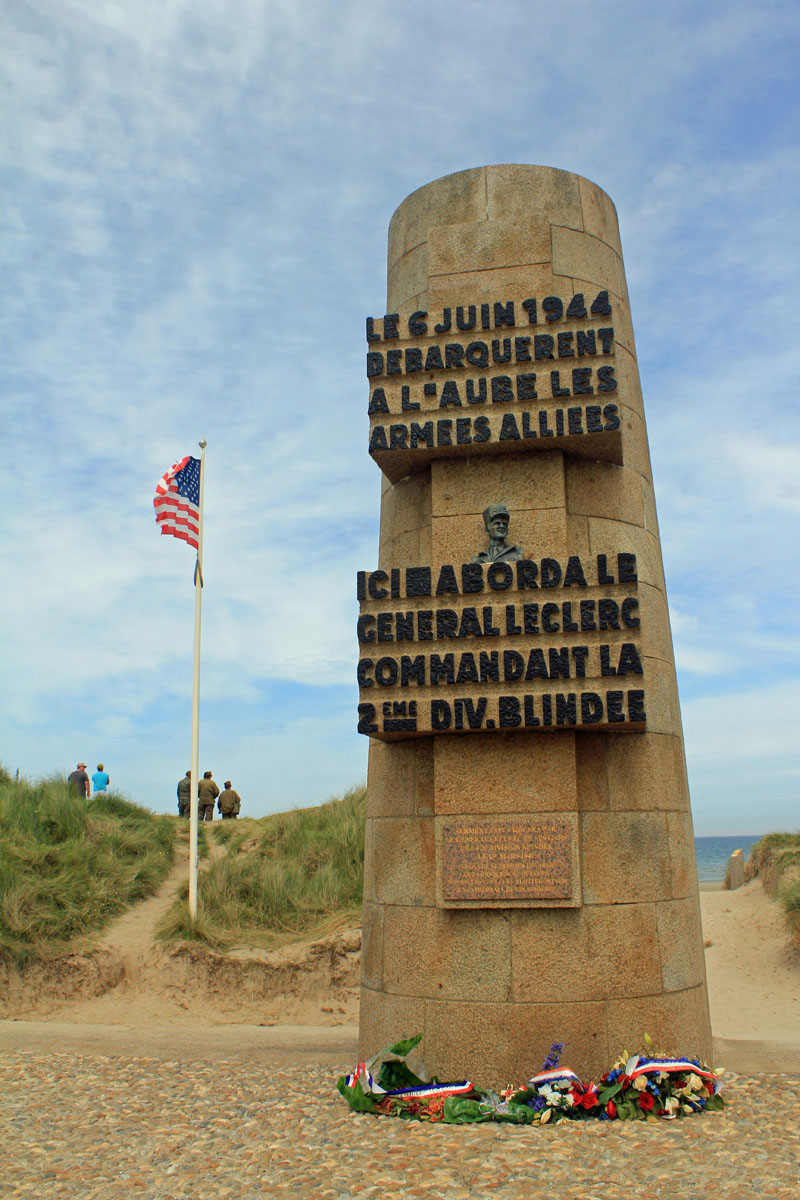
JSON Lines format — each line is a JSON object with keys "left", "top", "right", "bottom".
{"left": 0, "top": 769, "right": 174, "bottom": 964}
{"left": 156, "top": 784, "right": 366, "bottom": 950}
{"left": 745, "top": 832, "right": 800, "bottom": 947}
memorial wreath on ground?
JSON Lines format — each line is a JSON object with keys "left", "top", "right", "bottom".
{"left": 337, "top": 1034, "right": 724, "bottom": 1126}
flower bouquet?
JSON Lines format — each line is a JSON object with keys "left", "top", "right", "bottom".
{"left": 595, "top": 1035, "right": 724, "bottom": 1121}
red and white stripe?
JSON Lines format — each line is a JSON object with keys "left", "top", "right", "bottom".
{"left": 628, "top": 1058, "right": 720, "bottom": 1092}
{"left": 153, "top": 456, "right": 200, "bottom": 549}
{"left": 384, "top": 1080, "right": 473, "bottom": 1100}
{"left": 526, "top": 1067, "right": 583, "bottom": 1089}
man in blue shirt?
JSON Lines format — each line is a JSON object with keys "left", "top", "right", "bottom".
{"left": 92, "top": 763, "right": 110, "bottom": 795}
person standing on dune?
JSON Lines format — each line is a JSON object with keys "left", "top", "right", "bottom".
{"left": 218, "top": 781, "right": 241, "bottom": 819}
{"left": 198, "top": 771, "right": 219, "bottom": 821}
{"left": 67, "top": 762, "right": 90, "bottom": 798}
{"left": 92, "top": 764, "right": 110, "bottom": 796}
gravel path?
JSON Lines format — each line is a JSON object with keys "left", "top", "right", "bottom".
{"left": 3, "top": 1051, "right": 799, "bottom": 1199}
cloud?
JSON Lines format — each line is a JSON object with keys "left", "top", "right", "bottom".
{"left": 2, "top": 0, "right": 799, "bottom": 831}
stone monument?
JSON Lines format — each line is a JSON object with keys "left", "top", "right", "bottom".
{"left": 356, "top": 165, "right": 711, "bottom": 1084}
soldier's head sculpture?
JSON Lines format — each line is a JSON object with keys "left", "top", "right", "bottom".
{"left": 472, "top": 503, "right": 524, "bottom": 565}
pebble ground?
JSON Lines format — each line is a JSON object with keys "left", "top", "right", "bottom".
{"left": 2, "top": 1052, "right": 799, "bottom": 1199}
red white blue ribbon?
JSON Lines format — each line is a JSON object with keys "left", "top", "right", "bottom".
{"left": 384, "top": 1080, "right": 473, "bottom": 1099}
{"left": 526, "top": 1068, "right": 583, "bottom": 1089}
{"left": 344, "top": 1061, "right": 473, "bottom": 1100}
{"left": 626, "top": 1057, "right": 721, "bottom": 1093}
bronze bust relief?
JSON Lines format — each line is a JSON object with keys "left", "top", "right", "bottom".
{"left": 472, "top": 503, "right": 524, "bottom": 564}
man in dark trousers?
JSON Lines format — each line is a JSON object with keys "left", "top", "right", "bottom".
{"left": 197, "top": 771, "right": 219, "bottom": 821}
{"left": 177, "top": 770, "right": 191, "bottom": 818}
{"left": 218, "top": 781, "right": 242, "bottom": 819}
{"left": 67, "top": 762, "right": 90, "bottom": 798}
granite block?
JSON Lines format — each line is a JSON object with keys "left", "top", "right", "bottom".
{"left": 582, "top": 811, "right": 672, "bottom": 904}
{"left": 382, "top": 905, "right": 511, "bottom": 1000}
{"left": 431, "top": 451, "right": 566, "bottom": 518}
{"left": 400, "top": 168, "right": 487, "bottom": 254}
{"left": 657, "top": 896, "right": 708, "bottom": 992}
{"left": 605, "top": 985, "right": 713, "bottom": 1065}
{"left": 578, "top": 175, "right": 623, "bottom": 257}
{"left": 423, "top": 997, "right": 610, "bottom": 1085}
{"left": 565, "top": 459, "right": 645, "bottom": 526}
{"left": 360, "top": 902, "right": 384, "bottom": 990}
{"left": 511, "top": 902, "right": 661, "bottom": 1001}
{"left": 551, "top": 225, "right": 629, "bottom": 304}
{"left": 368, "top": 815, "right": 436, "bottom": 907}
{"left": 428, "top": 220, "right": 550, "bottom": 278}
{"left": 487, "top": 164, "right": 584, "bottom": 233}
{"left": 434, "top": 731, "right": 577, "bottom": 815}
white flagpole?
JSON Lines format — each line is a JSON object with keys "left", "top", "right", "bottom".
{"left": 188, "top": 439, "right": 207, "bottom": 921}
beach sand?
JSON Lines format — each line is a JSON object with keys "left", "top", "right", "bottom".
{"left": 700, "top": 878, "right": 800, "bottom": 1052}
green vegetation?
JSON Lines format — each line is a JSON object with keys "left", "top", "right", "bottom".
{"left": 157, "top": 784, "right": 366, "bottom": 949}
{"left": 0, "top": 769, "right": 174, "bottom": 965}
{"left": 746, "top": 832, "right": 800, "bottom": 948}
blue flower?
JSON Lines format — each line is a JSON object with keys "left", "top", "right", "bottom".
{"left": 542, "top": 1041, "right": 564, "bottom": 1071}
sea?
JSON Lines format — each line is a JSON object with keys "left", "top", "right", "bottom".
{"left": 694, "top": 835, "right": 762, "bottom": 883}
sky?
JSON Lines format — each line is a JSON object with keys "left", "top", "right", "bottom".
{"left": 2, "top": 0, "right": 798, "bottom": 835}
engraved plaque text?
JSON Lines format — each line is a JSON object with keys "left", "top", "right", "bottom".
{"left": 441, "top": 818, "right": 573, "bottom": 901}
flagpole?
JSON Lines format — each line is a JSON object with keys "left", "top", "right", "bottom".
{"left": 188, "top": 439, "right": 207, "bottom": 921}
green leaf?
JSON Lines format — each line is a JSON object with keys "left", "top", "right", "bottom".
{"left": 705, "top": 1094, "right": 725, "bottom": 1112}
{"left": 442, "top": 1097, "right": 492, "bottom": 1125}
{"left": 365, "top": 1032, "right": 424, "bottom": 1074}
{"left": 495, "top": 1102, "right": 536, "bottom": 1125}
{"left": 336, "top": 1076, "right": 376, "bottom": 1114}
{"left": 377, "top": 1058, "right": 427, "bottom": 1091}
{"left": 387, "top": 1033, "right": 424, "bottom": 1058}
{"left": 598, "top": 1082, "right": 623, "bottom": 1104}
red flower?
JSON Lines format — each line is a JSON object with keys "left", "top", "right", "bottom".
{"left": 606, "top": 1100, "right": 617, "bottom": 1118}
{"left": 638, "top": 1092, "right": 655, "bottom": 1112}
{"left": 579, "top": 1092, "right": 599, "bottom": 1109}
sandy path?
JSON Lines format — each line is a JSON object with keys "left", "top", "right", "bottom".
{"left": 93, "top": 843, "right": 193, "bottom": 968}
{"left": 28, "top": 830, "right": 360, "bottom": 1031}
{"left": 700, "top": 879, "right": 800, "bottom": 1044}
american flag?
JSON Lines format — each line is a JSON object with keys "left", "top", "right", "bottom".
{"left": 153, "top": 456, "right": 201, "bottom": 549}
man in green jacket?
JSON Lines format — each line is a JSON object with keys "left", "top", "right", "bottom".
{"left": 218, "top": 781, "right": 242, "bottom": 819}
{"left": 177, "top": 771, "right": 191, "bottom": 818}
{"left": 198, "top": 771, "right": 219, "bottom": 821}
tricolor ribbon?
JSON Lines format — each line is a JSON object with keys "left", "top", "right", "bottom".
{"left": 626, "top": 1057, "right": 720, "bottom": 1093}
{"left": 344, "top": 1061, "right": 473, "bottom": 1100}
{"left": 526, "top": 1067, "right": 584, "bottom": 1089}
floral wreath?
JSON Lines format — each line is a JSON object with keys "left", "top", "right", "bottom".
{"left": 337, "top": 1033, "right": 724, "bottom": 1125}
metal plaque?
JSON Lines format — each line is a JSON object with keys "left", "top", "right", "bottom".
{"left": 441, "top": 818, "right": 573, "bottom": 901}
